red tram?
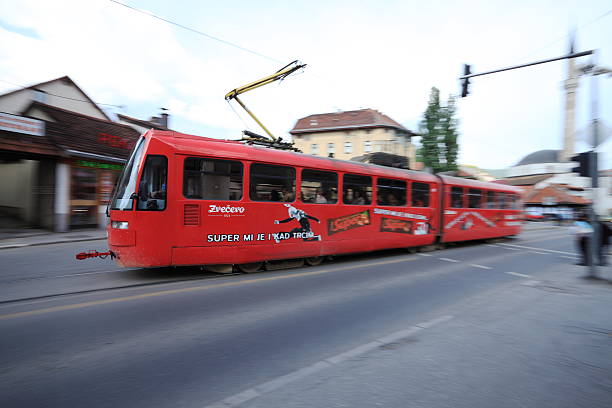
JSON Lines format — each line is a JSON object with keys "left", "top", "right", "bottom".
{"left": 106, "top": 130, "right": 523, "bottom": 272}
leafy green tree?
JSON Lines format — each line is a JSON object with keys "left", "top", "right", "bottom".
{"left": 417, "top": 87, "right": 459, "bottom": 173}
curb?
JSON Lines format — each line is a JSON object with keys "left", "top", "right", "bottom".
{"left": 0, "top": 237, "right": 107, "bottom": 250}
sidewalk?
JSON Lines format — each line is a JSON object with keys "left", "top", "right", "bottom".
{"left": 235, "top": 264, "right": 612, "bottom": 408}
{"left": 0, "top": 227, "right": 107, "bottom": 250}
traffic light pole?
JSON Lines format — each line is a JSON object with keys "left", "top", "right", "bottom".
{"left": 587, "top": 51, "right": 600, "bottom": 278}
{"left": 459, "top": 50, "right": 593, "bottom": 91}
{"left": 460, "top": 48, "right": 602, "bottom": 277}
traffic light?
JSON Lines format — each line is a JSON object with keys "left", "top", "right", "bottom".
{"left": 570, "top": 151, "right": 595, "bottom": 177}
{"left": 461, "top": 64, "right": 471, "bottom": 97}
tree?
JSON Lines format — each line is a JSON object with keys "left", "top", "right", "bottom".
{"left": 417, "top": 87, "right": 459, "bottom": 173}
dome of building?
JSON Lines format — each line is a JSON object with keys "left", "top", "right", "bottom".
{"left": 514, "top": 149, "right": 561, "bottom": 166}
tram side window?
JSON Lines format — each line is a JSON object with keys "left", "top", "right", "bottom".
{"left": 183, "top": 158, "right": 243, "bottom": 200}
{"left": 507, "top": 194, "right": 519, "bottom": 209}
{"left": 301, "top": 169, "right": 338, "bottom": 204}
{"left": 137, "top": 155, "right": 167, "bottom": 211}
{"left": 450, "top": 186, "right": 464, "bottom": 208}
{"left": 467, "top": 189, "right": 482, "bottom": 208}
{"left": 343, "top": 174, "right": 372, "bottom": 205}
{"left": 412, "top": 182, "right": 430, "bottom": 207}
{"left": 515, "top": 195, "right": 523, "bottom": 210}
{"left": 485, "top": 191, "right": 496, "bottom": 208}
{"left": 497, "top": 192, "right": 507, "bottom": 209}
{"left": 377, "top": 178, "right": 407, "bottom": 206}
{"left": 250, "top": 163, "right": 295, "bottom": 202}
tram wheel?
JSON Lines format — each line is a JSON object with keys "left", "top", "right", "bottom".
{"left": 237, "top": 262, "right": 263, "bottom": 273}
{"left": 205, "top": 264, "right": 233, "bottom": 274}
{"left": 305, "top": 256, "right": 324, "bottom": 266}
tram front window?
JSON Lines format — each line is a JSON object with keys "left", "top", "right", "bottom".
{"left": 110, "top": 137, "right": 146, "bottom": 211}
{"left": 137, "top": 155, "right": 168, "bottom": 211}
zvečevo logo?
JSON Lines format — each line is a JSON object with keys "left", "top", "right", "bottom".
{"left": 208, "top": 205, "right": 246, "bottom": 215}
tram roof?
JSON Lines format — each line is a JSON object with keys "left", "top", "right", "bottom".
{"left": 146, "top": 130, "right": 439, "bottom": 182}
{"left": 438, "top": 174, "right": 523, "bottom": 194}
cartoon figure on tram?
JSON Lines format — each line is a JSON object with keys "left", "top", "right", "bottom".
{"left": 273, "top": 203, "right": 322, "bottom": 243}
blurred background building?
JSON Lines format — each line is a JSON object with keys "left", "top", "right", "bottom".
{"left": 0, "top": 76, "right": 165, "bottom": 231}
{"left": 290, "top": 109, "right": 418, "bottom": 169}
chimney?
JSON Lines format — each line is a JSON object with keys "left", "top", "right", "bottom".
{"left": 160, "top": 112, "right": 169, "bottom": 128}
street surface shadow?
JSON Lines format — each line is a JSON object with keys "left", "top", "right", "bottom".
{"left": 123, "top": 266, "right": 220, "bottom": 282}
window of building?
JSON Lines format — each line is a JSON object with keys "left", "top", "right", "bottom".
{"left": 137, "top": 155, "right": 168, "bottom": 211}
{"left": 327, "top": 143, "right": 335, "bottom": 154}
{"left": 311, "top": 144, "right": 318, "bottom": 155}
{"left": 301, "top": 169, "right": 338, "bottom": 204}
{"left": 249, "top": 163, "right": 295, "bottom": 202}
{"left": 344, "top": 142, "right": 352, "bottom": 154}
{"left": 450, "top": 186, "right": 464, "bottom": 208}
{"left": 364, "top": 140, "right": 372, "bottom": 153}
{"left": 412, "top": 182, "right": 430, "bottom": 207}
{"left": 377, "top": 178, "right": 406, "bottom": 206}
{"left": 343, "top": 174, "right": 372, "bottom": 205}
{"left": 467, "top": 189, "right": 482, "bottom": 208}
{"left": 183, "top": 158, "right": 243, "bottom": 200}
{"left": 310, "top": 119, "right": 318, "bottom": 126}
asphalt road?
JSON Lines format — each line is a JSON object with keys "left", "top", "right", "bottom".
{"left": 1, "top": 226, "right": 610, "bottom": 408}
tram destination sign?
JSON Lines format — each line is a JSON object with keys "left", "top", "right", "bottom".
{"left": 0, "top": 112, "right": 44, "bottom": 136}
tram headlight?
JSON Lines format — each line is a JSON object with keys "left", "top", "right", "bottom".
{"left": 111, "top": 221, "right": 129, "bottom": 230}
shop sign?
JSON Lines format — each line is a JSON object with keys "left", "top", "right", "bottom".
{"left": 98, "top": 132, "right": 130, "bottom": 149}
{"left": 75, "top": 160, "right": 123, "bottom": 171}
{"left": 0, "top": 112, "right": 44, "bottom": 136}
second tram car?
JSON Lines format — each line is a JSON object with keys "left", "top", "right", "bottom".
{"left": 107, "top": 130, "right": 523, "bottom": 271}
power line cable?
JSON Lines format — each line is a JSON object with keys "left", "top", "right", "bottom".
{"left": 517, "top": 7, "right": 612, "bottom": 61}
{"left": 109, "top": 0, "right": 283, "bottom": 64}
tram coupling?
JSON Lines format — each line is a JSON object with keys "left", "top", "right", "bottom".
{"left": 75, "top": 250, "right": 116, "bottom": 261}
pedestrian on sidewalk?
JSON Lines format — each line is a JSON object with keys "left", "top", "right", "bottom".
{"left": 572, "top": 214, "right": 593, "bottom": 266}
{"left": 598, "top": 220, "right": 611, "bottom": 266}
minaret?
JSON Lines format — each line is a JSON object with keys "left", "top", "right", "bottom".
{"left": 560, "top": 35, "right": 578, "bottom": 162}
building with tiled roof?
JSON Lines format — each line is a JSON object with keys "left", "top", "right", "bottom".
{"left": 0, "top": 76, "right": 110, "bottom": 121}
{"left": 117, "top": 112, "right": 170, "bottom": 134}
{"left": 289, "top": 109, "right": 417, "bottom": 168}
{"left": 0, "top": 76, "right": 141, "bottom": 231}
{"left": 24, "top": 102, "right": 140, "bottom": 162}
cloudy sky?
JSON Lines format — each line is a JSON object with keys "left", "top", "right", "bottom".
{"left": 0, "top": 0, "right": 610, "bottom": 170}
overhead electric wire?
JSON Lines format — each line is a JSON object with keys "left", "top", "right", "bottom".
{"left": 109, "top": 0, "right": 283, "bottom": 64}
{"left": 517, "top": 7, "right": 612, "bottom": 62}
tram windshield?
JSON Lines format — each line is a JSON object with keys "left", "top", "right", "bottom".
{"left": 110, "top": 137, "right": 146, "bottom": 211}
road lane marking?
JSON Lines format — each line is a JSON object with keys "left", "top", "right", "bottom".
{"left": 528, "top": 251, "right": 549, "bottom": 255}
{"left": 517, "top": 233, "right": 573, "bottom": 244}
{"left": 561, "top": 255, "right": 580, "bottom": 260}
{"left": 470, "top": 264, "right": 492, "bottom": 270}
{"left": 417, "top": 253, "right": 432, "bottom": 257}
{"left": 498, "top": 243, "right": 578, "bottom": 256}
{"left": 205, "top": 315, "right": 453, "bottom": 408}
{"left": 506, "top": 272, "right": 532, "bottom": 278}
{"left": 439, "top": 258, "right": 460, "bottom": 263}
{"left": 0, "top": 256, "right": 419, "bottom": 320}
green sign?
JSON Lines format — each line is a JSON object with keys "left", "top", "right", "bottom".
{"left": 75, "top": 160, "right": 123, "bottom": 171}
